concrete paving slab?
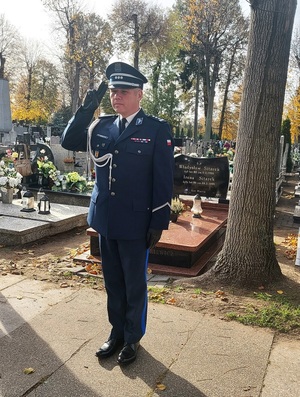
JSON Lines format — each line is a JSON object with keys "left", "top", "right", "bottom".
{"left": 0, "top": 276, "right": 300, "bottom": 397}
{"left": 0, "top": 287, "right": 103, "bottom": 397}
{"left": 0, "top": 276, "right": 75, "bottom": 337}
{"left": 261, "top": 339, "right": 300, "bottom": 397}
{"left": 17, "top": 300, "right": 207, "bottom": 397}
{"left": 147, "top": 274, "right": 170, "bottom": 287}
{"left": 0, "top": 274, "right": 25, "bottom": 289}
{"left": 0, "top": 280, "right": 274, "bottom": 397}
{"left": 158, "top": 314, "right": 274, "bottom": 397}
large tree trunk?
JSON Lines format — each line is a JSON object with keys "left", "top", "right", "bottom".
{"left": 181, "top": 0, "right": 297, "bottom": 288}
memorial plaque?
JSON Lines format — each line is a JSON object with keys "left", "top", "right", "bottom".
{"left": 174, "top": 154, "right": 229, "bottom": 198}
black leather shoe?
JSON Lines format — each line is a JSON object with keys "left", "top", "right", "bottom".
{"left": 117, "top": 342, "right": 140, "bottom": 365}
{"left": 95, "top": 338, "right": 124, "bottom": 358}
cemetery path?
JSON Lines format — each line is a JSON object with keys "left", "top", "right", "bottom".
{"left": 0, "top": 175, "right": 300, "bottom": 339}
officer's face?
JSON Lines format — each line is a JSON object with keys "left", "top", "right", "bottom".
{"left": 110, "top": 88, "right": 143, "bottom": 118}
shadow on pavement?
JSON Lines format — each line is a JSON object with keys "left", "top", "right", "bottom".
{"left": 0, "top": 291, "right": 99, "bottom": 397}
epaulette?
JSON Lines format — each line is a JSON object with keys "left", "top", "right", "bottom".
{"left": 148, "top": 115, "right": 168, "bottom": 123}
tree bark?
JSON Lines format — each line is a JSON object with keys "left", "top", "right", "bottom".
{"left": 0, "top": 55, "right": 5, "bottom": 79}
{"left": 183, "top": 0, "right": 297, "bottom": 287}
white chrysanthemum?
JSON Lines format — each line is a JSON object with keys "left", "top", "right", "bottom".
{"left": 0, "top": 176, "right": 8, "bottom": 186}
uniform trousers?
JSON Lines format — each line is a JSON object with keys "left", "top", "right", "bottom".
{"left": 100, "top": 236, "right": 149, "bottom": 344}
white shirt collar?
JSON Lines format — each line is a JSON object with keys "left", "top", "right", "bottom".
{"left": 119, "top": 108, "right": 140, "bottom": 126}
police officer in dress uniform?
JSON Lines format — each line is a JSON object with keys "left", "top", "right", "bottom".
{"left": 61, "top": 62, "right": 174, "bottom": 365}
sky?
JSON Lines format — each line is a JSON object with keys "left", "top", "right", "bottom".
{"left": 1, "top": 0, "right": 299, "bottom": 45}
{"left": 1, "top": 0, "right": 176, "bottom": 42}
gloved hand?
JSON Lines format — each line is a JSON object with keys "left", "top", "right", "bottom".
{"left": 82, "top": 81, "right": 108, "bottom": 111}
{"left": 146, "top": 229, "right": 163, "bottom": 249}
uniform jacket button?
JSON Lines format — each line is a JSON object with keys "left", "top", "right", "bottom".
{"left": 112, "top": 178, "right": 116, "bottom": 182}
{"left": 111, "top": 191, "right": 115, "bottom": 196}
{"left": 114, "top": 150, "right": 119, "bottom": 154}
{"left": 113, "top": 164, "right": 117, "bottom": 168}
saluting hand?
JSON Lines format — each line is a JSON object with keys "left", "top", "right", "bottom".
{"left": 82, "top": 81, "right": 108, "bottom": 111}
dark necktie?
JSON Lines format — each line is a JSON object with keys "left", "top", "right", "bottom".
{"left": 119, "top": 118, "right": 127, "bottom": 135}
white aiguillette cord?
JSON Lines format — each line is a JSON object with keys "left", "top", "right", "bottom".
{"left": 87, "top": 120, "right": 113, "bottom": 190}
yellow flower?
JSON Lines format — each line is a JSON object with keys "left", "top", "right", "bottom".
{"left": 171, "top": 198, "right": 185, "bottom": 214}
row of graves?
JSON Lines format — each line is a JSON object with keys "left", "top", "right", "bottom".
{"left": 0, "top": 128, "right": 93, "bottom": 208}
{"left": 1, "top": 125, "right": 290, "bottom": 276}
{"left": 0, "top": 79, "right": 225, "bottom": 266}
{"left": 0, "top": 128, "right": 92, "bottom": 246}
{"left": 1, "top": 126, "right": 232, "bottom": 276}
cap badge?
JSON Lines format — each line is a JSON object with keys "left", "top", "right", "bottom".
{"left": 114, "top": 63, "right": 122, "bottom": 72}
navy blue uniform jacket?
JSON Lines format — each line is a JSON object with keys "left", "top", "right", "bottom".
{"left": 61, "top": 107, "right": 175, "bottom": 240}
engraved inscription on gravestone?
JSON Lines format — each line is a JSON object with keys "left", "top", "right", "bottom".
{"left": 173, "top": 154, "right": 230, "bottom": 199}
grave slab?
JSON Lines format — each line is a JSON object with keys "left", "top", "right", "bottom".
{"left": 0, "top": 200, "right": 88, "bottom": 246}
{"left": 76, "top": 202, "right": 228, "bottom": 277}
{"left": 0, "top": 216, "right": 50, "bottom": 245}
{"left": 148, "top": 204, "right": 227, "bottom": 275}
{"left": 293, "top": 205, "right": 300, "bottom": 223}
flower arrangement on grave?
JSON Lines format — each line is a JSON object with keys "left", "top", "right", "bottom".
{"left": 169, "top": 197, "right": 185, "bottom": 223}
{"left": 0, "top": 159, "right": 23, "bottom": 189}
{"left": 65, "top": 171, "right": 89, "bottom": 193}
{"left": 37, "top": 149, "right": 58, "bottom": 182}
{"left": 1, "top": 148, "right": 19, "bottom": 163}
{"left": 170, "top": 197, "right": 185, "bottom": 214}
{"left": 221, "top": 148, "right": 234, "bottom": 161}
{"left": 206, "top": 147, "right": 215, "bottom": 158}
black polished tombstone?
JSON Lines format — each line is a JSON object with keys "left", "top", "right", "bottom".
{"left": 173, "top": 154, "right": 230, "bottom": 200}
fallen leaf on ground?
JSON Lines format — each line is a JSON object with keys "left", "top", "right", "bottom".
{"left": 167, "top": 297, "right": 176, "bottom": 304}
{"left": 85, "top": 263, "right": 101, "bottom": 275}
{"left": 156, "top": 383, "right": 166, "bottom": 391}
{"left": 23, "top": 368, "right": 35, "bottom": 374}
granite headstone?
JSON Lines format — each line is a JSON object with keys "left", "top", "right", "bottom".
{"left": 173, "top": 154, "right": 230, "bottom": 199}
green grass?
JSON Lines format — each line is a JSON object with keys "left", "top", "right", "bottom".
{"left": 148, "top": 286, "right": 169, "bottom": 303}
{"left": 193, "top": 288, "right": 203, "bottom": 294}
{"left": 226, "top": 293, "right": 300, "bottom": 333}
